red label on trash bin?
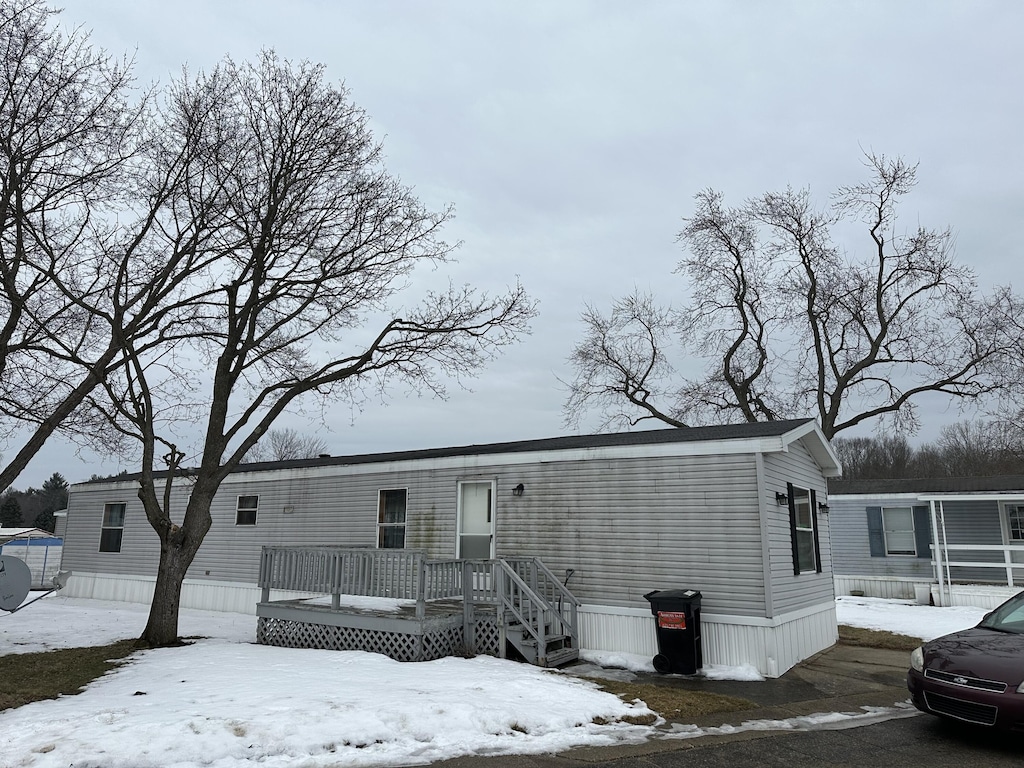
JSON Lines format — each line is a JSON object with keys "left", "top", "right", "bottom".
{"left": 657, "top": 611, "right": 686, "bottom": 629}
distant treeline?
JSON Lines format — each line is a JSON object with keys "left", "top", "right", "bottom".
{"left": 0, "top": 472, "right": 69, "bottom": 532}
{"left": 833, "top": 420, "right": 1024, "bottom": 480}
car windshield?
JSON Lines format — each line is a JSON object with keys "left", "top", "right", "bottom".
{"left": 978, "top": 594, "right": 1024, "bottom": 634}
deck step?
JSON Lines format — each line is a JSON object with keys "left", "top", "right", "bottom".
{"left": 539, "top": 645, "right": 579, "bottom": 668}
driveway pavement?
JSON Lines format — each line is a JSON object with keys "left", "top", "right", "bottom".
{"left": 435, "top": 643, "right": 923, "bottom": 767}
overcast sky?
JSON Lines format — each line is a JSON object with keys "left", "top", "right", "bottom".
{"left": 11, "top": 0, "right": 1023, "bottom": 487}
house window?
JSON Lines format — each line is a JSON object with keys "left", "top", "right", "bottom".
{"left": 377, "top": 489, "right": 407, "bottom": 548}
{"left": 236, "top": 495, "right": 259, "bottom": 526}
{"left": 791, "top": 486, "right": 817, "bottom": 574}
{"left": 1008, "top": 505, "right": 1024, "bottom": 541}
{"left": 882, "top": 507, "right": 916, "bottom": 555}
{"left": 100, "top": 503, "right": 126, "bottom": 553}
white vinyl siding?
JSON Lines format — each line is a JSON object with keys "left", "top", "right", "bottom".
{"left": 61, "top": 429, "right": 835, "bottom": 625}
{"left": 762, "top": 442, "right": 833, "bottom": 616}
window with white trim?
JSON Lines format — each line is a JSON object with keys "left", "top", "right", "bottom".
{"left": 100, "top": 502, "right": 126, "bottom": 553}
{"left": 1008, "top": 505, "right": 1024, "bottom": 541}
{"left": 377, "top": 489, "right": 407, "bottom": 548}
{"left": 792, "top": 487, "right": 816, "bottom": 573}
{"left": 236, "top": 495, "right": 259, "bottom": 526}
{"left": 882, "top": 506, "right": 916, "bottom": 555}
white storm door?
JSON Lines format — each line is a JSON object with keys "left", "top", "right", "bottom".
{"left": 458, "top": 481, "right": 494, "bottom": 559}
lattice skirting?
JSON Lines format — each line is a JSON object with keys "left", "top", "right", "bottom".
{"left": 257, "top": 615, "right": 501, "bottom": 662}
{"left": 472, "top": 617, "right": 500, "bottom": 657}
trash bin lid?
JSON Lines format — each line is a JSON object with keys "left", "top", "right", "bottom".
{"left": 644, "top": 588, "right": 701, "bottom": 602}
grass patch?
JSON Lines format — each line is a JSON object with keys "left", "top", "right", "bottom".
{"left": 0, "top": 640, "right": 138, "bottom": 711}
{"left": 838, "top": 625, "right": 921, "bottom": 650}
{"left": 591, "top": 678, "right": 755, "bottom": 722}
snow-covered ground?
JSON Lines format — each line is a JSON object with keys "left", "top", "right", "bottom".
{"left": 835, "top": 595, "right": 988, "bottom": 641}
{"left": 0, "top": 593, "right": 988, "bottom": 767}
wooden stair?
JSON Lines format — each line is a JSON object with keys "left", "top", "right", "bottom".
{"left": 504, "top": 621, "right": 578, "bottom": 668}
{"left": 496, "top": 559, "right": 580, "bottom": 668}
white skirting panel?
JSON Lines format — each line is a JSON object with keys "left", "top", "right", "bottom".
{"left": 578, "top": 602, "right": 837, "bottom": 678}
{"left": 61, "top": 572, "right": 310, "bottom": 614}
{"left": 937, "top": 584, "right": 1022, "bottom": 610}
{"left": 63, "top": 574, "right": 837, "bottom": 677}
{"left": 834, "top": 575, "right": 929, "bottom": 600}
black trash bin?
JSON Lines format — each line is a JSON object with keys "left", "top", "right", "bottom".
{"left": 643, "top": 589, "right": 702, "bottom": 674}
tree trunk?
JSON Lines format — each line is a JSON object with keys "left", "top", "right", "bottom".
{"left": 138, "top": 539, "right": 196, "bottom": 647}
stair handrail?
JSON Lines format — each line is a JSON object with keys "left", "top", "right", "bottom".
{"left": 500, "top": 556, "right": 580, "bottom": 641}
{"left": 495, "top": 560, "right": 549, "bottom": 657}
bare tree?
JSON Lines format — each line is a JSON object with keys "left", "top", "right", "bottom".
{"left": 0, "top": 1, "right": 221, "bottom": 489}
{"left": 936, "top": 420, "right": 1024, "bottom": 476}
{"left": 89, "top": 53, "right": 533, "bottom": 646}
{"left": 243, "top": 428, "right": 329, "bottom": 462}
{"left": 831, "top": 434, "right": 915, "bottom": 479}
{"left": 565, "top": 154, "right": 1023, "bottom": 440}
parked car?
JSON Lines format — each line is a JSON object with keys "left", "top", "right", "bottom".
{"left": 908, "top": 591, "right": 1024, "bottom": 730}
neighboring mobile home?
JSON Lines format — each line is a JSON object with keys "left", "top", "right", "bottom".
{"left": 0, "top": 527, "right": 63, "bottom": 589}
{"left": 829, "top": 476, "right": 1024, "bottom": 609}
{"left": 60, "top": 419, "right": 841, "bottom": 677}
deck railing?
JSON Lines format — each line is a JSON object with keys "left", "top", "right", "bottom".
{"left": 257, "top": 547, "right": 579, "bottom": 651}
{"left": 932, "top": 543, "right": 1024, "bottom": 604}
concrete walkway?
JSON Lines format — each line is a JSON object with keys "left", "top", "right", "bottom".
{"left": 437, "top": 643, "right": 916, "bottom": 766}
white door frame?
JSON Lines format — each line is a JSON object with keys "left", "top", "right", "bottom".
{"left": 455, "top": 479, "right": 496, "bottom": 558}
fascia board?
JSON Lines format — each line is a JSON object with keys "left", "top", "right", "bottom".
{"left": 73, "top": 435, "right": 810, "bottom": 490}
{"left": 778, "top": 420, "right": 843, "bottom": 477}
{"left": 918, "top": 493, "right": 1024, "bottom": 502}
{"left": 828, "top": 492, "right": 926, "bottom": 502}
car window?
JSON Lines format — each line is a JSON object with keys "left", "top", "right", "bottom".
{"left": 980, "top": 596, "right": 1024, "bottom": 633}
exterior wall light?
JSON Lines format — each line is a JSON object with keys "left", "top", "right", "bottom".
{"left": 818, "top": 502, "right": 830, "bottom": 513}
{"left": 512, "top": 483, "right": 525, "bottom": 497}
{"left": 775, "top": 491, "right": 788, "bottom": 505}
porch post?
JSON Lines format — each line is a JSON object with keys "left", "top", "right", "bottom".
{"left": 462, "top": 559, "right": 474, "bottom": 652}
{"left": 496, "top": 560, "right": 507, "bottom": 659}
{"left": 930, "top": 500, "right": 945, "bottom": 606}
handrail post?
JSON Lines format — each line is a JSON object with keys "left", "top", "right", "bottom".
{"left": 462, "top": 559, "right": 474, "bottom": 652}
{"left": 496, "top": 560, "right": 507, "bottom": 658}
{"left": 415, "top": 554, "right": 426, "bottom": 619}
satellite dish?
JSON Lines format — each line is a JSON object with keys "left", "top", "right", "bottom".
{"left": 0, "top": 555, "right": 33, "bottom": 612}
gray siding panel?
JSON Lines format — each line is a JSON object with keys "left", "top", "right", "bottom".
{"left": 64, "top": 437, "right": 834, "bottom": 621}
{"left": 830, "top": 495, "right": 1007, "bottom": 583}
{"left": 828, "top": 494, "right": 933, "bottom": 581}
{"left": 763, "top": 442, "right": 834, "bottom": 616}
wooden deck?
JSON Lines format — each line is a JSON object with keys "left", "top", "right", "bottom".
{"left": 255, "top": 547, "right": 579, "bottom": 666}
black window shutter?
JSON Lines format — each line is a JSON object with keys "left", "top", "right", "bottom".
{"left": 787, "top": 481, "right": 799, "bottom": 575}
{"left": 810, "top": 489, "right": 822, "bottom": 573}
{"left": 913, "top": 505, "right": 932, "bottom": 559}
{"left": 866, "top": 507, "right": 885, "bottom": 557}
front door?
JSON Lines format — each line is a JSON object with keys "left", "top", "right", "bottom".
{"left": 458, "top": 481, "right": 494, "bottom": 559}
